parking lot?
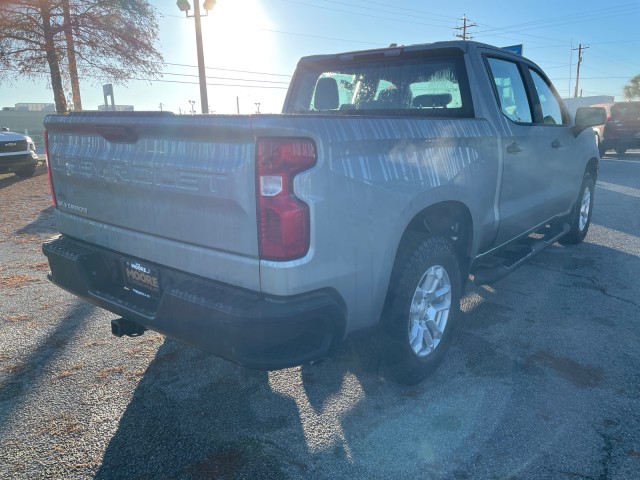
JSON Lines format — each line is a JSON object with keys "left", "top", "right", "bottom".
{"left": 1, "top": 153, "right": 639, "bottom": 479}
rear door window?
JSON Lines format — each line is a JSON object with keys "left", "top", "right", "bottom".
{"left": 529, "top": 69, "right": 565, "bottom": 125}
{"left": 611, "top": 103, "right": 640, "bottom": 121}
{"left": 486, "top": 57, "right": 533, "bottom": 124}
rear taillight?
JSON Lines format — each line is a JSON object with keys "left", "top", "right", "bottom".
{"left": 256, "top": 138, "right": 317, "bottom": 261}
{"left": 44, "top": 130, "right": 57, "bottom": 208}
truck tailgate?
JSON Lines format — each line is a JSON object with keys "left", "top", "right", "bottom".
{"left": 44, "top": 113, "right": 260, "bottom": 290}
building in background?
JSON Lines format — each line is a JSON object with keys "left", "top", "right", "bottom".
{"left": 98, "top": 104, "right": 134, "bottom": 111}
{"left": 14, "top": 103, "right": 56, "bottom": 112}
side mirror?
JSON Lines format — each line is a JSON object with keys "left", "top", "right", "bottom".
{"left": 573, "top": 107, "right": 606, "bottom": 136}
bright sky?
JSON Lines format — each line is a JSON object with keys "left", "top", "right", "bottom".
{"left": 1, "top": 0, "right": 638, "bottom": 114}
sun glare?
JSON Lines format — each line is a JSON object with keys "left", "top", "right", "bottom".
{"left": 200, "top": 0, "right": 281, "bottom": 113}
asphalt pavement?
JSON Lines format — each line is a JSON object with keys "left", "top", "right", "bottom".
{"left": 1, "top": 153, "right": 639, "bottom": 479}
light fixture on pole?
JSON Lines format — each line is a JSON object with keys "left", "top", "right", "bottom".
{"left": 176, "top": 0, "right": 216, "bottom": 114}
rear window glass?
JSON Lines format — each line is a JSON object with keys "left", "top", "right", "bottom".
{"left": 287, "top": 55, "right": 473, "bottom": 118}
{"left": 611, "top": 103, "right": 640, "bottom": 120}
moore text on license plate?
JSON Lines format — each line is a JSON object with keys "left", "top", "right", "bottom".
{"left": 124, "top": 260, "right": 160, "bottom": 298}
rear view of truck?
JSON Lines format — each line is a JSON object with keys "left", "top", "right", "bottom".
{"left": 43, "top": 41, "right": 591, "bottom": 385}
{"left": 43, "top": 112, "right": 345, "bottom": 369}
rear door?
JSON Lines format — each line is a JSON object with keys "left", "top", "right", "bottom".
{"left": 485, "top": 56, "right": 555, "bottom": 244}
{"left": 485, "top": 55, "right": 579, "bottom": 245}
{"left": 527, "top": 66, "right": 582, "bottom": 212}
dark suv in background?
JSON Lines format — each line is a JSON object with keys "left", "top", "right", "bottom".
{"left": 592, "top": 102, "right": 640, "bottom": 157}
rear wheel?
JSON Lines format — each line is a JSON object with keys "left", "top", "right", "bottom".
{"left": 560, "top": 173, "right": 594, "bottom": 245}
{"left": 615, "top": 147, "right": 627, "bottom": 156}
{"left": 378, "top": 236, "right": 461, "bottom": 385}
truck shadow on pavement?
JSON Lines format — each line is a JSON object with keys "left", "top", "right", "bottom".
{"left": 94, "top": 336, "right": 393, "bottom": 480}
{"left": 16, "top": 205, "right": 56, "bottom": 236}
{"left": 93, "top": 239, "right": 640, "bottom": 480}
{"left": 0, "top": 302, "right": 96, "bottom": 428}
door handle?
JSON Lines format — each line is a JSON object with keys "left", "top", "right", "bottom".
{"left": 551, "top": 139, "right": 563, "bottom": 149}
{"left": 506, "top": 142, "right": 523, "bottom": 154}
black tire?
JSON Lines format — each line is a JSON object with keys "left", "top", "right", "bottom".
{"left": 615, "top": 147, "right": 627, "bottom": 156}
{"left": 560, "top": 173, "right": 594, "bottom": 245}
{"left": 377, "top": 235, "right": 461, "bottom": 385}
{"left": 15, "top": 164, "right": 36, "bottom": 178}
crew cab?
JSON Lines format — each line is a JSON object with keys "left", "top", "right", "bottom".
{"left": 42, "top": 41, "right": 604, "bottom": 384}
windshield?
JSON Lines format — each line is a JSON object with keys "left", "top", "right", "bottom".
{"left": 287, "top": 54, "right": 473, "bottom": 118}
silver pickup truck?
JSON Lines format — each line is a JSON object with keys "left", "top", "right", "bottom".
{"left": 42, "top": 41, "right": 604, "bottom": 384}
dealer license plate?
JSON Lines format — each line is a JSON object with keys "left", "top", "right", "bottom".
{"left": 123, "top": 260, "right": 160, "bottom": 299}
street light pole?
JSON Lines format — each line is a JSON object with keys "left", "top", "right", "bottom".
{"left": 177, "top": 0, "right": 215, "bottom": 114}
{"left": 192, "top": 0, "right": 208, "bottom": 114}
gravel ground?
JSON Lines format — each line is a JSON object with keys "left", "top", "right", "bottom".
{"left": 1, "top": 156, "right": 640, "bottom": 479}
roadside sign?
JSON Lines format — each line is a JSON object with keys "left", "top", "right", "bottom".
{"left": 503, "top": 44, "right": 523, "bottom": 55}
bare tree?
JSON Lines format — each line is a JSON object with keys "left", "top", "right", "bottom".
{"left": 61, "top": 0, "right": 80, "bottom": 110}
{"left": 0, "top": 0, "right": 163, "bottom": 113}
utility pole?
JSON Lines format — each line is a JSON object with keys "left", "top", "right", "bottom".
{"left": 573, "top": 43, "right": 589, "bottom": 98}
{"left": 455, "top": 14, "right": 477, "bottom": 41}
{"left": 159, "top": 103, "right": 164, "bottom": 112}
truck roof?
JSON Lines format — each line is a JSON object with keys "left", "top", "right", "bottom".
{"left": 298, "top": 40, "right": 525, "bottom": 65}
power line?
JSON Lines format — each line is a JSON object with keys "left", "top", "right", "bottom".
{"left": 111, "top": 77, "right": 288, "bottom": 90}
{"left": 256, "top": 27, "right": 385, "bottom": 47}
{"left": 163, "top": 62, "right": 291, "bottom": 78}
{"left": 161, "top": 4, "right": 640, "bottom": 60}
{"left": 475, "top": 3, "right": 639, "bottom": 35}
{"left": 588, "top": 49, "right": 638, "bottom": 72}
{"left": 158, "top": 10, "right": 385, "bottom": 48}
{"left": 323, "top": 0, "right": 455, "bottom": 26}
{"left": 553, "top": 76, "right": 632, "bottom": 80}
{"left": 0, "top": 68, "right": 289, "bottom": 89}
{"left": 161, "top": 71, "right": 289, "bottom": 84}
{"left": 350, "top": 0, "right": 458, "bottom": 21}
{"left": 280, "top": 0, "right": 452, "bottom": 30}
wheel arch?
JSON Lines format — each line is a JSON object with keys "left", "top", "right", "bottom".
{"left": 585, "top": 157, "right": 599, "bottom": 181}
{"left": 394, "top": 201, "right": 474, "bottom": 283}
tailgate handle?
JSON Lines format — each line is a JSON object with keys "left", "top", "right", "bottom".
{"left": 95, "top": 125, "right": 138, "bottom": 143}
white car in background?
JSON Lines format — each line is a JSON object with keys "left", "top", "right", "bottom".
{"left": 0, "top": 126, "right": 39, "bottom": 178}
